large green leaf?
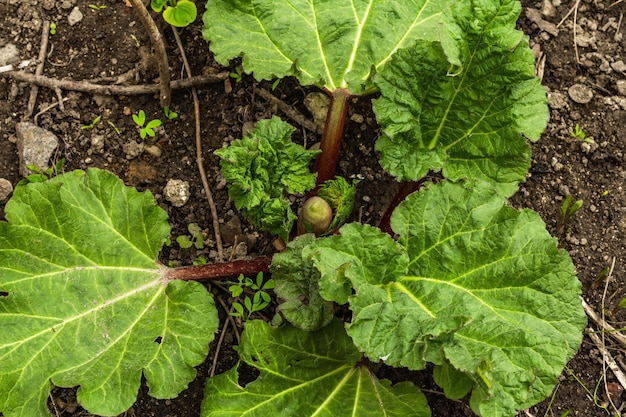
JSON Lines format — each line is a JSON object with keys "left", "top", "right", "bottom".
{"left": 202, "top": 0, "right": 456, "bottom": 94}
{"left": 0, "top": 169, "right": 218, "bottom": 417}
{"left": 201, "top": 319, "right": 431, "bottom": 417}
{"left": 374, "top": 0, "right": 548, "bottom": 196}
{"left": 307, "top": 180, "right": 585, "bottom": 416}
{"left": 271, "top": 234, "right": 334, "bottom": 331}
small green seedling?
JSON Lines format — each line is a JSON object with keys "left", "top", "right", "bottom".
{"left": 176, "top": 223, "right": 204, "bottom": 250}
{"left": 570, "top": 123, "right": 594, "bottom": 143}
{"left": 130, "top": 34, "right": 141, "bottom": 47}
{"left": 271, "top": 79, "right": 280, "bottom": 91}
{"left": 88, "top": 4, "right": 107, "bottom": 10}
{"left": 49, "top": 23, "right": 57, "bottom": 35}
{"left": 151, "top": 0, "right": 197, "bottom": 27}
{"left": 228, "top": 272, "right": 274, "bottom": 319}
{"left": 107, "top": 121, "right": 121, "bottom": 135}
{"left": 556, "top": 195, "right": 583, "bottom": 236}
{"left": 192, "top": 257, "right": 207, "bottom": 266}
{"left": 81, "top": 115, "right": 101, "bottom": 130}
{"left": 229, "top": 66, "right": 243, "bottom": 83}
{"left": 132, "top": 110, "right": 162, "bottom": 140}
{"left": 25, "top": 159, "right": 65, "bottom": 182}
{"left": 163, "top": 106, "right": 178, "bottom": 120}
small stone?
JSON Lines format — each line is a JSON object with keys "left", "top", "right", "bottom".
{"left": 0, "top": 178, "right": 13, "bottom": 203}
{"left": 144, "top": 144, "right": 162, "bottom": 158}
{"left": 68, "top": 7, "right": 83, "bottom": 26}
{"left": 350, "top": 113, "right": 365, "bottom": 124}
{"left": 15, "top": 122, "right": 59, "bottom": 176}
{"left": 123, "top": 140, "right": 144, "bottom": 159}
{"left": 611, "top": 60, "right": 626, "bottom": 72}
{"left": 617, "top": 80, "right": 626, "bottom": 96}
{"left": 90, "top": 135, "right": 105, "bottom": 154}
{"left": 0, "top": 43, "right": 19, "bottom": 66}
{"left": 163, "top": 179, "right": 190, "bottom": 207}
{"left": 568, "top": 84, "right": 593, "bottom": 104}
{"left": 547, "top": 91, "right": 568, "bottom": 109}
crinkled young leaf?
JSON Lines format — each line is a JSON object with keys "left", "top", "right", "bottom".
{"left": 201, "top": 320, "right": 431, "bottom": 417}
{"left": 202, "top": 0, "right": 456, "bottom": 94}
{"left": 317, "top": 176, "right": 358, "bottom": 231}
{"left": 374, "top": 0, "right": 548, "bottom": 196}
{"left": 0, "top": 169, "right": 218, "bottom": 417}
{"left": 215, "top": 117, "right": 319, "bottom": 240}
{"left": 271, "top": 234, "right": 334, "bottom": 331}
{"left": 307, "top": 180, "right": 585, "bottom": 416}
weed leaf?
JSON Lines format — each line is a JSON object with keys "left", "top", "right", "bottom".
{"left": 307, "top": 180, "right": 586, "bottom": 416}
{"left": 202, "top": 0, "right": 456, "bottom": 94}
{"left": 0, "top": 169, "right": 218, "bottom": 417}
{"left": 201, "top": 320, "right": 431, "bottom": 417}
{"left": 374, "top": 0, "right": 548, "bottom": 196}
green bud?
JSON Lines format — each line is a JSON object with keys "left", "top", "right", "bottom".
{"left": 300, "top": 196, "right": 333, "bottom": 236}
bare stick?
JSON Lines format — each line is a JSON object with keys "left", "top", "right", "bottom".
{"left": 209, "top": 307, "right": 231, "bottom": 378}
{"left": 128, "top": 0, "right": 171, "bottom": 107}
{"left": 25, "top": 20, "right": 50, "bottom": 119}
{"left": 586, "top": 328, "right": 626, "bottom": 406}
{"left": 557, "top": 0, "right": 581, "bottom": 28}
{"left": 172, "top": 27, "right": 224, "bottom": 262}
{"left": 1, "top": 71, "right": 228, "bottom": 96}
{"left": 33, "top": 97, "right": 69, "bottom": 125}
{"left": 256, "top": 87, "right": 320, "bottom": 133}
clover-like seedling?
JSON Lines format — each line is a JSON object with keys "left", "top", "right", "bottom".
{"left": 132, "top": 110, "right": 162, "bottom": 140}
{"left": 570, "top": 123, "right": 594, "bottom": 143}
{"left": 228, "top": 272, "right": 275, "bottom": 320}
{"left": 176, "top": 223, "right": 205, "bottom": 250}
{"left": 163, "top": 106, "right": 178, "bottom": 120}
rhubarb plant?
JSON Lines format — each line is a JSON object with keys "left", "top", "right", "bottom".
{"left": 0, "top": 1, "right": 587, "bottom": 417}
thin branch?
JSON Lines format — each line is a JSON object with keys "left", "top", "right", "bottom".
{"left": 256, "top": 87, "right": 320, "bottom": 133}
{"left": 25, "top": 20, "right": 50, "bottom": 119}
{"left": 172, "top": 26, "right": 224, "bottom": 262}
{"left": 127, "top": 0, "right": 171, "bottom": 107}
{"left": 1, "top": 71, "right": 229, "bottom": 96}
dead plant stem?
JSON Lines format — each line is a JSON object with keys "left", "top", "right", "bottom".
{"left": 127, "top": 0, "right": 171, "bottom": 107}
{"left": 171, "top": 26, "right": 224, "bottom": 262}
{"left": 26, "top": 20, "right": 50, "bottom": 119}
{"left": 1, "top": 71, "right": 228, "bottom": 96}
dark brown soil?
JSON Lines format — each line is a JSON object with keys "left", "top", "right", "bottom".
{"left": 1, "top": 0, "right": 625, "bottom": 416}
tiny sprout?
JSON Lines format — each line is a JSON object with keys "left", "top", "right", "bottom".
{"left": 107, "top": 121, "right": 121, "bottom": 135}
{"left": 132, "top": 110, "right": 162, "bottom": 140}
{"left": 556, "top": 195, "right": 583, "bottom": 236}
{"left": 81, "top": 115, "right": 101, "bottom": 130}
{"left": 49, "top": 23, "right": 57, "bottom": 35}
{"left": 570, "top": 123, "right": 594, "bottom": 143}
{"left": 130, "top": 34, "right": 141, "bottom": 47}
{"left": 300, "top": 196, "right": 333, "bottom": 236}
{"left": 88, "top": 4, "right": 107, "bottom": 10}
{"left": 229, "top": 67, "right": 243, "bottom": 83}
{"left": 163, "top": 106, "right": 178, "bottom": 120}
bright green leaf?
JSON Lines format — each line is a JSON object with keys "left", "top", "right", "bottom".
{"left": 271, "top": 234, "right": 334, "bottom": 331}
{"left": 307, "top": 180, "right": 585, "bottom": 416}
{"left": 202, "top": 0, "right": 456, "bottom": 95}
{"left": 374, "top": 0, "right": 548, "bottom": 196}
{"left": 0, "top": 169, "right": 218, "bottom": 417}
{"left": 150, "top": 0, "right": 168, "bottom": 13}
{"left": 163, "top": 0, "right": 197, "bottom": 27}
{"left": 215, "top": 116, "right": 319, "bottom": 241}
{"left": 201, "top": 320, "right": 431, "bottom": 417}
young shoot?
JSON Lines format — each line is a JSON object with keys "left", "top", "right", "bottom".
{"left": 81, "top": 115, "right": 101, "bottom": 130}
{"left": 228, "top": 272, "right": 274, "bottom": 319}
{"left": 556, "top": 195, "right": 583, "bottom": 236}
{"left": 570, "top": 123, "right": 594, "bottom": 143}
{"left": 132, "top": 110, "right": 162, "bottom": 140}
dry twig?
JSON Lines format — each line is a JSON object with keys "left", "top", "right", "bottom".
{"left": 172, "top": 27, "right": 224, "bottom": 262}
{"left": 127, "top": 0, "right": 171, "bottom": 107}
{"left": 255, "top": 87, "right": 320, "bottom": 133}
{"left": 25, "top": 20, "right": 50, "bottom": 119}
{"left": 1, "top": 71, "right": 228, "bottom": 96}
